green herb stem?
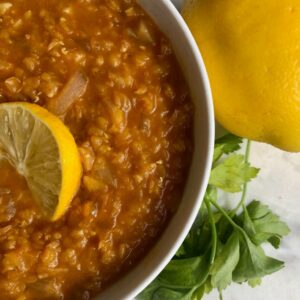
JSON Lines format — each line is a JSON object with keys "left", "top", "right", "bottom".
{"left": 219, "top": 290, "right": 223, "bottom": 300}
{"left": 204, "top": 197, "right": 217, "bottom": 265}
{"left": 210, "top": 199, "right": 240, "bottom": 230}
{"left": 210, "top": 198, "right": 250, "bottom": 241}
{"left": 231, "top": 140, "right": 251, "bottom": 215}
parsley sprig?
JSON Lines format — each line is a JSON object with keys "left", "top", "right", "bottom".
{"left": 138, "top": 134, "right": 290, "bottom": 300}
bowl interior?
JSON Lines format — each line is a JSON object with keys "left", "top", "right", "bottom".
{"left": 96, "top": 1, "right": 214, "bottom": 299}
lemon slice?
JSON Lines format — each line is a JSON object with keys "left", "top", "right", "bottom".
{"left": 0, "top": 102, "right": 82, "bottom": 220}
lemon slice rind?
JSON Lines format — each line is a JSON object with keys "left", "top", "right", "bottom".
{"left": 0, "top": 102, "right": 82, "bottom": 220}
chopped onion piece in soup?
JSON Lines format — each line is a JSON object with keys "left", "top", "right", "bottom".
{"left": 47, "top": 71, "right": 88, "bottom": 116}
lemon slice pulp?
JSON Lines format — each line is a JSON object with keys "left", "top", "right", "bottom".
{"left": 0, "top": 102, "right": 82, "bottom": 220}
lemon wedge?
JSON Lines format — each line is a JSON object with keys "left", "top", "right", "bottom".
{"left": 0, "top": 102, "right": 82, "bottom": 220}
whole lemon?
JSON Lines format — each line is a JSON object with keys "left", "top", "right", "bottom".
{"left": 182, "top": 0, "right": 300, "bottom": 152}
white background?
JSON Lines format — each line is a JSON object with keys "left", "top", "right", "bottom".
{"left": 172, "top": 1, "right": 300, "bottom": 299}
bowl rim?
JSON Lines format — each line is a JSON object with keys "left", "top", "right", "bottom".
{"left": 96, "top": 1, "right": 215, "bottom": 299}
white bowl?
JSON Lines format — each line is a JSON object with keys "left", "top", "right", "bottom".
{"left": 97, "top": 1, "right": 214, "bottom": 299}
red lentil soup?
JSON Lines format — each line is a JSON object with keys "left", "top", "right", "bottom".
{"left": 0, "top": 0, "right": 193, "bottom": 299}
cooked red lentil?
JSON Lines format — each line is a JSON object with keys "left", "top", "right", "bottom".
{"left": 0, "top": 0, "right": 193, "bottom": 299}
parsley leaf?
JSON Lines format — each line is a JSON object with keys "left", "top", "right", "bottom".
{"left": 209, "top": 154, "right": 259, "bottom": 192}
{"left": 233, "top": 232, "right": 284, "bottom": 282}
{"left": 159, "top": 256, "right": 209, "bottom": 287}
{"left": 213, "top": 134, "right": 243, "bottom": 163}
{"left": 245, "top": 200, "right": 290, "bottom": 247}
{"left": 210, "top": 230, "right": 240, "bottom": 290}
{"left": 176, "top": 204, "right": 211, "bottom": 258}
{"left": 241, "top": 206, "right": 257, "bottom": 238}
{"left": 248, "top": 278, "right": 262, "bottom": 288}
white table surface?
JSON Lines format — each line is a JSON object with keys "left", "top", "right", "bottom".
{"left": 171, "top": 1, "right": 300, "bottom": 299}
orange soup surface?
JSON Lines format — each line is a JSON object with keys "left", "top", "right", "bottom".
{"left": 0, "top": 0, "right": 193, "bottom": 299}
